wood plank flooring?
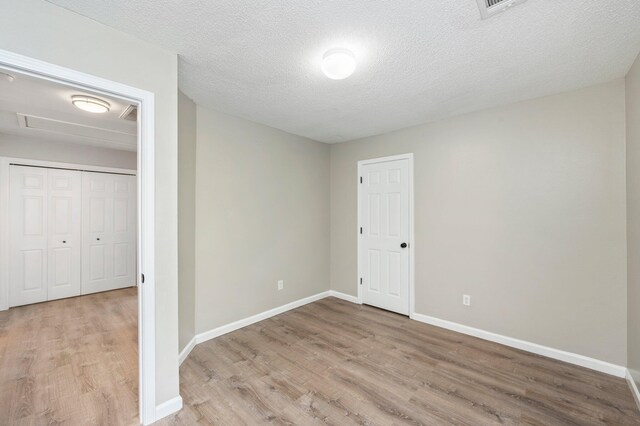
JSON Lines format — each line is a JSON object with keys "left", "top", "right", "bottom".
{"left": 162, "top": 297, "right": 640, "bottom": 426}
{"left": 0, "top": 288, "right": 138, "bottom": 425}
{"left": 1, "top": 292, "right": 639, "bottom": 425}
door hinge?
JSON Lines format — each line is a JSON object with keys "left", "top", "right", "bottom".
{"left": 141, "top": 273, "right": 145, "bottom": 284}
{"left": 360, "top": 227, "right": 363, "bottom": 234}
{"left": 360, "top": 177, "right": 363, "bottom": 184}
{"left": 360, "top": 278, "right": 363, "bottom": 285}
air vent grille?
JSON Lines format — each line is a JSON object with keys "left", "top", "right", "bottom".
{"left": 477, "top": 0, "right": 527, "bottom": 19}
{"left": 119, "top": 105, "right": 138, "bottom": 122}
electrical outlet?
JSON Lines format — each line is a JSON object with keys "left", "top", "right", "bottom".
{"left": 463, "top": 295, "right": 471, "bottom": 306}
{"left": 277, "top": 280, "right": 284, "bottom": 291}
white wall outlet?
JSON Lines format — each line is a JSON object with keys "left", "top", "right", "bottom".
{"left": 463, "top": 295, "right": 471, "bottom": 306}
{"left": 277, "top": 280, "right": 284, "bottom": 291}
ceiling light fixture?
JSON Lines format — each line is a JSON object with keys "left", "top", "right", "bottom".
{"left": 0, "top": 72, "right": 15, "bottom": 83}
{"left": 71, "top": 95, "right": 110, "bottom": 113}
{"left": 321, "top": 48, "right": 357, "bottom": 80}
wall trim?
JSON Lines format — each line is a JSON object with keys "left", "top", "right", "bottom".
{"left": 194, "top": 291, "right": 331, "bottom": 346}
{"left": 155, "top": 395, "right": 183, "bottom": 421}
{"left": 179, "top": 288, "right": 628, "bottom": 382}
{"left": 178, "top": 337, "right": 197, "bottom": 365}
{"left": 328, "top": 290, "right": 360, "bottom": 304}
{"left": 181, "top": 291, "right": 332, "bottom": 365}
{"left": 412, "top": 313, "right": 626, "bottom": 378}
{"left": 628, "top": 369, "right": 640, "bottom": 411}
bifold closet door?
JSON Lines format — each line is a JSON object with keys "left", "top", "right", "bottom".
{"left": 9, "top": 166, "right": 49, "bottom": 307}
{"left": 82, "top": 172, "right": 136, "bottom": 295}
{"left": 47, "top": 168, "right": 82, "bottom": 301}
{"left": 9, "top": 166, "right": 81, "bottom": 307}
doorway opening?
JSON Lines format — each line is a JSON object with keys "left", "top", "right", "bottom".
{"left": 0, "top": 50, "right": 157, "bottom": 424}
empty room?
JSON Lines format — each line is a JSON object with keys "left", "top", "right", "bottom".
{"left": 1, "top": 0, "right": 640, "bottom": 425}
{"left": 0, "top": 66, "right": 141, "bottom": 423}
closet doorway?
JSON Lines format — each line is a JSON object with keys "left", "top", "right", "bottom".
{"left": 0, "top": 49, "right": 158, "bottom": 424}
{"left": 9, "top": 164, "right": 137, "bottom": 307}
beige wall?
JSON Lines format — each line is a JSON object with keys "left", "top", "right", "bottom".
{"left": 627, "top": 52, "right": 640, "bottom": 387}
{"left": 194, "top": 106, "right": 330, "bottom": 333}
{"left": 330, "top": 81, "right": 628, "bottom": 365}
{"left": 0, "top": 133, "right": 136, "bottom": 169}
{"left": 0, "top": 0, "right": 180, "bottom": 405}
{"left": 178, "top": 91, "right": 196, "bottom": 352}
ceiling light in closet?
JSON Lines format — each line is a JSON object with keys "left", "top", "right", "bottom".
{"left": 321, "top": 48, "right": 357, "bottom": 80}
{"left": 71, "top": 95, "right": 110, "bottom": 113}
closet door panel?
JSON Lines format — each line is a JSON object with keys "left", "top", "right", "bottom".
{"left": 47, "top": 169, "right": 82, "bottom": 301}
{"left": 89, "top": 245, "right": 106, "bottom": 280}
{"left": 82, "top": 172, "right": 113, "bottom": 294}
{"left": 9, "top": 166, "right": 48, "bottom": 307}
{"left": 112, "top": 174, "right": 136, "bottom": 289}
{"left": 82, "top": 172, "right": 136, "bottom": 295}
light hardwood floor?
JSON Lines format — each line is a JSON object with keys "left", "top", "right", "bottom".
{"left": 0, "top": 288, "right": 138, "bottom": 425}
{"left": 162, "top": 297, "right": 640, "bottom": 426}
{"left": 2, "top": 292, "right": 639, "bottom": 425}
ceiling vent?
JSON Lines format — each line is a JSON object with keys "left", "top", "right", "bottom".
{"left": 119, "top": 104, "right": 138, "bottom": 122}
{"left": 476, "top": 0, "right": 527, "bottom": 19}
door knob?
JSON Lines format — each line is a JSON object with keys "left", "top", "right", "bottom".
{"left": 97, "top": 238, "right": 100, "bottom": 241}
{"left": 62, "top": 240, "right": 66, "bottom": 244}
{"left": 401, "top": 242, "right": 408, "bottom": 248}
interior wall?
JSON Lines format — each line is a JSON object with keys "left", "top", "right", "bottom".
{"left": 194, "top": 106, "right": 330, "bottom": 334}
{"left": 0, "top": 0, "right": 180, "bottom": 406}
{"left": 0, "top": 133, "right": 136, "bottom": 169}
{"left": 330, "top": 80, "right": 628, "bottom": 365}
{"left": 627, "top": 52, "right": 640, "bottom": 388}
{"left": 178, "top": 91, "right": 196, "bottom": 352}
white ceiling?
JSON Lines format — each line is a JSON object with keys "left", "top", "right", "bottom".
{"left": 0, "top": 70, "right": 137, "bottom": 151}
{"left": 49, "top": 0, "right": 640, "bottom": 143}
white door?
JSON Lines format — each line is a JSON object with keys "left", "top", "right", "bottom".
{"left": 82, "top": 171, "right": 136, "bottom": 295}
{"left": 359, "top": 157, "right": 411, "bottom": 315}
{"left": 9, "top": 166, "right": 49, "bottom": 307}
{"left": 47, "top": 169, "right": 82, "bottom": 301}
{"left": 112, "top": 174, "right": 137, "bottom": 289}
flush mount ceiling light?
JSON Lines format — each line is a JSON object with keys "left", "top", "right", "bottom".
{"left": 321, "top": 48, "right": 357, "bottom": 80}
{"left": 71, "top": 95, "right": 110, "bottom": 113}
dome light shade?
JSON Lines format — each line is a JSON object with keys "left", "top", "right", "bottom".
{"left": 71, "top": 95, "right": 110, "bottom": 113}
{"left": 321, "top": 48, "right": 357, "bottom": 80}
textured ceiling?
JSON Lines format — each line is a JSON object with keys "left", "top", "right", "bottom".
{"left": 48, "top": 0, "right": 640, "bottom": 143}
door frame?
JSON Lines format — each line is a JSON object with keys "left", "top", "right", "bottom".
{"left": 357, "top": 153, "right": 415, "bottom": 317}
{"left": 0, "top": 49, "right": 157, "bottom": 425}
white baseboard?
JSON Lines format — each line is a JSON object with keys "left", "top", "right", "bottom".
{"left": 178, "top": 337, "right": 196, "bottom": 365}
{"left": 628, "top": 369, "right": 640, "bottom": 411}
{"left": 194, "top": 291, "right": 331, "bottom": 346}
{"left": 154, "top": 395, "right": 183, "bottom": 423}
{"left": 178, "top": 288, "right": 628, "bottom": 381}
{"left": 412, "top": 313, "right": 626, "bottom": 378}
{"left": 328, "top": 290, "right": 360, "bottom": 304}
